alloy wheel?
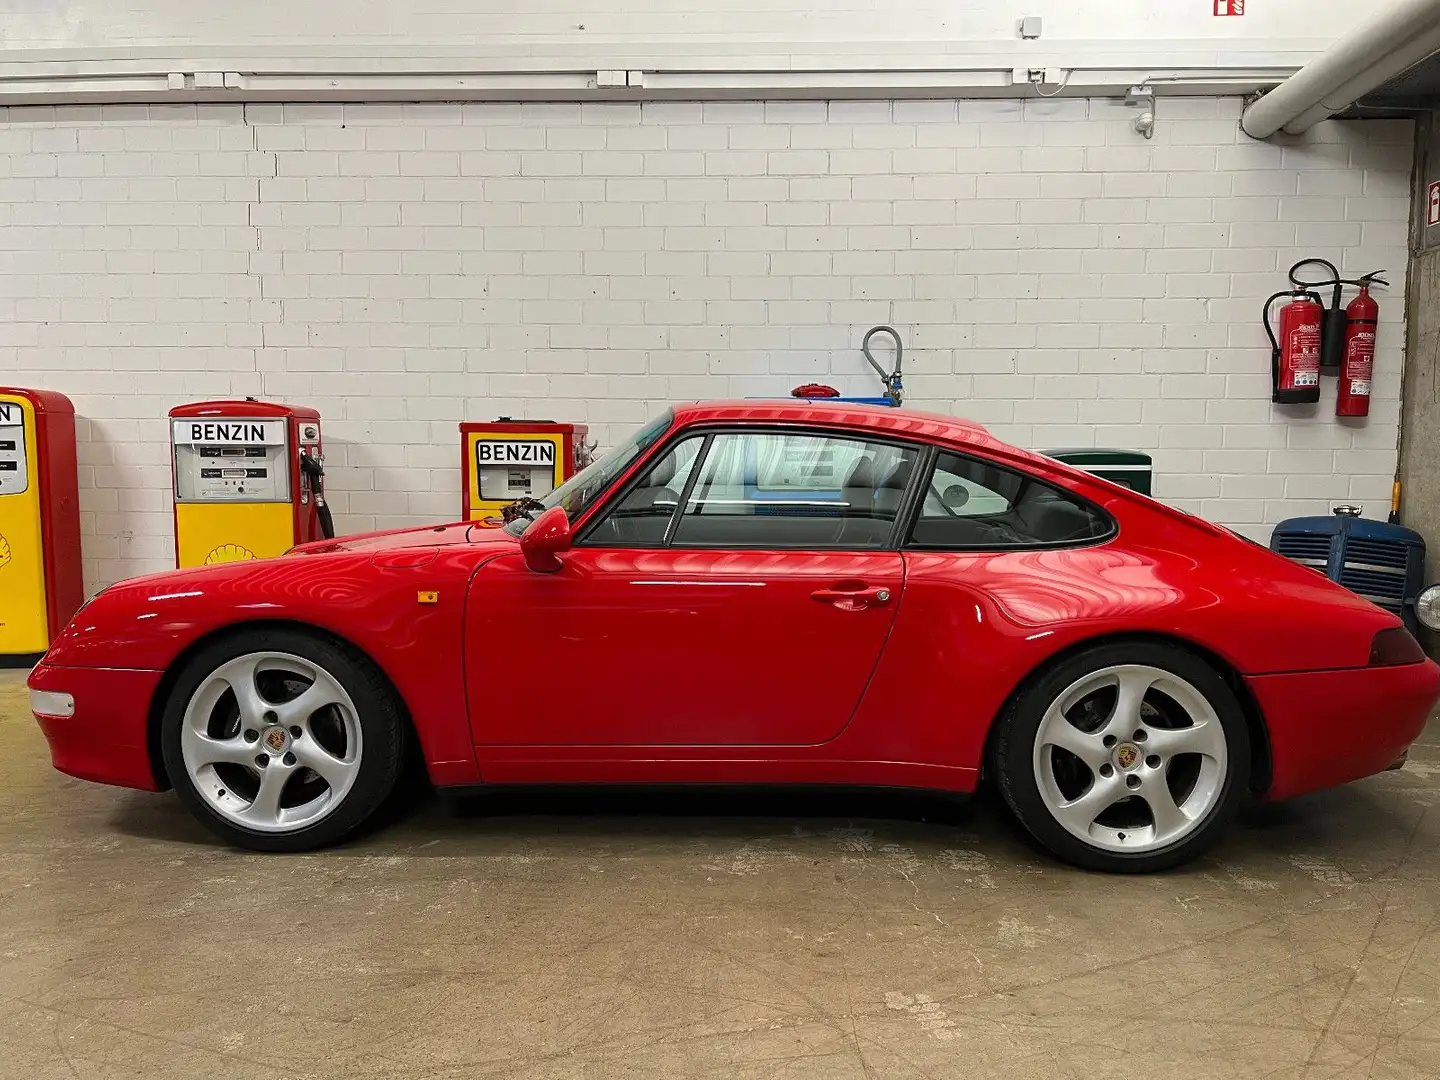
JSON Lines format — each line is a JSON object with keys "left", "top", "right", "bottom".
{"left": 179, "top": 651, "right": 363, "bottom": 833}
{"left": 1031, "top": 664, "right": 1228, "bottom": 853}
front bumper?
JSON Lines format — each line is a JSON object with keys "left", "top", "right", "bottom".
{"left": 1248, "top": 659, "right": 1440, "bottom": 800}
{"left": 27, "top": 663, "right": 165, "bottom": 791}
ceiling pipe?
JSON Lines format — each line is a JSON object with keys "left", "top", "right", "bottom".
{"left": 1241, "top": 0, "right": 1440, "bottom": 139}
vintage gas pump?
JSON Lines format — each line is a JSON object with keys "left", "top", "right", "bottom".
{"left": 169, "top": 399, "right": 332, "bottom": 568}
{"left": 460, "top": 418, "right": 591, "bottom": 522}
{"left": 0, "top": 388, "right": 83, "bottom": 662}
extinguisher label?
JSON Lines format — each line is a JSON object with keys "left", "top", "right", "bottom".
{"left": 1345, "top": 329, "right": 1375, "bottom": 398}
{"left": 1285, "top": 321, "right": 1321, "bottom": 388}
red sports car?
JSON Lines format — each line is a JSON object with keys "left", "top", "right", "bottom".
{"left": 27, "top": 401, "right": 1440, "bottom": 872}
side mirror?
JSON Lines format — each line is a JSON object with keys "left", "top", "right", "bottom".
{"left": 519, "top": 506, "right": 571, "bottom": 572}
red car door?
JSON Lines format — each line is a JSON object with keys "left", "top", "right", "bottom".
{"left": 468, "top": 427, "right": 921, "bottom": 747}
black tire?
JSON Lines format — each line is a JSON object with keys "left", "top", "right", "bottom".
{"left": 991, "top": 641, "right": 1250, "bottom": 873}
{"left": 160, "top": 627, "right": 405, "bottom": 852}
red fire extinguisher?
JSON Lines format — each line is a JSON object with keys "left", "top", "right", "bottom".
{"left": 1336, "top": 272, "right": 1388, "bottom": 418}
{"left": 1263, "top": 289, "right": 1324, "bottom": 404}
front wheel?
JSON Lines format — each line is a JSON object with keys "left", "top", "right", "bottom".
{"left": 992, "top": 642, "right": 1250, "bottom": 873}
{"left": 160, "top": 628, "right": 405, "bottom": 852}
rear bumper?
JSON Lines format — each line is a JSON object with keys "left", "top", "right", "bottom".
{"left": 1248, "top": 660, "right": 1440, "bottom": 800}
{"left": 26, "top": 663, "right": 165, "bottom": 791}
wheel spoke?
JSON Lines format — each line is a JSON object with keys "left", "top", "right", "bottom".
{"left": 1052, "top": 773, "right": 1126, "bottom": 834}
{"left": 275, "top": 671, "right": 346, "bottom": 729}
{"left": 1145, "top": 781, "right": 1192, "bottom": 843}
{"left": 1145, "top": 718, "right": 1226, "bottom": 762}
{"left": 241, "top": 764, "right": 291, "bottom": 826}
{"left": 291, "top": 740, "right": 354, "bottom": 790}
{"left": 1038, "top": 718, "right": 1108, "bottom": 769}
{"left": 1104, "top": 669, "right": 1152, "bottom": 738}
{"left": 183, "top": 729, "right": 257, "bottom": 770}
{"left": 219, "top": 655, "right": 270, "bottom": 728}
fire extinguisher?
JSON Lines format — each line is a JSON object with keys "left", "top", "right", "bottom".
{"left": 1336, "top": 271, "right": 1388, "bottom": 418}
{"left": 1262, "top": 288, "right": 1323, "bottom": 404}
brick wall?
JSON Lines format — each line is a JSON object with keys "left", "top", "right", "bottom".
{"left": 0, "top": 98, "right": 1414, "bottom": 592}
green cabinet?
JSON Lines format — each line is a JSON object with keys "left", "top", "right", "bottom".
{"left": 1042, "top": 449, "right": 1153, "bottom": 496}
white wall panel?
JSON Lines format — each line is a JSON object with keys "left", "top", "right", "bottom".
{"left": 0, "top": 98, "right": 1413, "bottom": 590}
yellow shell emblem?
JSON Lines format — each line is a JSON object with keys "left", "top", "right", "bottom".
{"left": 204, "top": 543, "right": 257, "bottom": 565}
{"left": 0, "top": 533, "right": 10, "bottom": 569}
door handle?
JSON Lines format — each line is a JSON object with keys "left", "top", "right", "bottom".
{"left": 811, "top": 584, "right": 893, "bottom": 609}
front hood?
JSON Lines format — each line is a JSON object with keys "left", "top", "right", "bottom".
{"left": 288, "top": 520, "right": 518, "bottom": 555}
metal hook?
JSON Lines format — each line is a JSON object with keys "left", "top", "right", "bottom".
{"left": 861, "top": 325, "right": 905, "bottom": 406}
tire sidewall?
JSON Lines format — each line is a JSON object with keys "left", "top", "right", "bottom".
{"left": 995, "top": 642, "right": 1251, "bottom": 873}
{"left": 161, "top": 627, "right": 403, "bottom": 852}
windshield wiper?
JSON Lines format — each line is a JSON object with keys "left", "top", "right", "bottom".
{"left": 500, "top": 496, "right": 547, "bottom": 525}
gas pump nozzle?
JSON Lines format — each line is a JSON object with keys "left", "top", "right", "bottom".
{"left": 298, "top": 449, "right": 335, "bottom": 540}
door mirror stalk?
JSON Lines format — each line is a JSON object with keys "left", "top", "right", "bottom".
{"left": 520, "top": 506, "right": 572, "bottom": 572}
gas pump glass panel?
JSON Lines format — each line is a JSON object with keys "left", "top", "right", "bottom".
{"left": 0, "top": 401, "right": 28, "bottom": 496}
{"left": 503, "top": 409, "right": 673, "bottom": 536}
{"left": 477, "top": 441, "right": 559, "bottom": 501}
{"left": 173, "top": 418, "right": 290, "bottom": 503}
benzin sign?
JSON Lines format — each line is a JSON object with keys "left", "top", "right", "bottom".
{"left": 475, "top": 440, "right": 556, "bottom": 466}
{"left": 172, "top": 419, "right": 287, "bottom": 446}
{"left": 0, "top": 403, "right": 20, "bottom": 427}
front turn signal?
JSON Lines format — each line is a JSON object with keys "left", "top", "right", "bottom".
{"left": 1369, "top": 627, "right": 1427, "bottom": 667}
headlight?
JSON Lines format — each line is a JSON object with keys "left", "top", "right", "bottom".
{"left": 1417, "top": 584, "right": 1440, "bottom": 632}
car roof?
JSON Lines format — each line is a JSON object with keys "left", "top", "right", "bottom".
{"left": 669, "top": 399, "right": 1015, "bottom": 456}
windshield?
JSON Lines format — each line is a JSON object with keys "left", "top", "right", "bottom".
{"left": 503, "top": 409, "right": 675, "bottom": 537}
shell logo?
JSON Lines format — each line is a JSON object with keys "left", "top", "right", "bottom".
{"left": 204, "top": 543, "right": 257, "bottom": 565}
{"left": 0, "top": 533, "right": 10, "bottom": 570}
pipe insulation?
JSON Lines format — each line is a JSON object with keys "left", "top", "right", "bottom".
{"left": 1241, "top": 0, "right": 1440, "bottom": 139}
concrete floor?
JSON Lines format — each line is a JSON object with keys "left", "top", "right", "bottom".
{"left": 3, "top": 670, "right": 1440, "bottom": 1079}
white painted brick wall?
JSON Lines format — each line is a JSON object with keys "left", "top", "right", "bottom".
{"left": 0, "top": 98, "right": 1413, "bottom": 592}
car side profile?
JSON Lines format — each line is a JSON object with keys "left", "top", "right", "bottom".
{"left": 28, "top": 401, "right": 1440, "bottom": 872}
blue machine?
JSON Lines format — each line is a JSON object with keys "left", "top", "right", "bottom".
{"left": 1270, "top": 505, "right": 1427, "bottom": 633}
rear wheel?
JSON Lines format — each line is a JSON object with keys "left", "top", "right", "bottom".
{"left": 992, "top": 642, "right": 1250, "bottom": 873}
{"left": 160, "top": 628, "right": 404, "bottom": 852}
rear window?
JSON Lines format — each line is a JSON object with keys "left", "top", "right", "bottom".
{"left": 908, "top": 450, "right": 1114, "bottom": 549}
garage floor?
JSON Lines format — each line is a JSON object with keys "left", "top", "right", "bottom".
{"left": 3, "top": 671, "right": 1440, "bottom": 1079}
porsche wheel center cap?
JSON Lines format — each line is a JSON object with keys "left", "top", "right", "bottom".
{"left": 1115, "top": 744, "right": 1140, "bottom": 771}
{"left": 261, "top": 726, "right": 290, "bottom": 756}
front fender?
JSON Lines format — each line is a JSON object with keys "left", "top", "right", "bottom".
{"left": 42, "top": 550, "right": 494, "bottom": 785}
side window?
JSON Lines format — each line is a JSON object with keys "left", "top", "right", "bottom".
{"left": 582, "top": 438, "right": 702, "bottom": 547}
{"left": 670, "top": 431, "right": 920, "bottom": 549}
{"left": 909, "top": 451, "right": 1113, "bottom": 549}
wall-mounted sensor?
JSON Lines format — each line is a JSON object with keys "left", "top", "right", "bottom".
{"left": 1019, "top": 16, "right": 1042, "bottom": 38}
